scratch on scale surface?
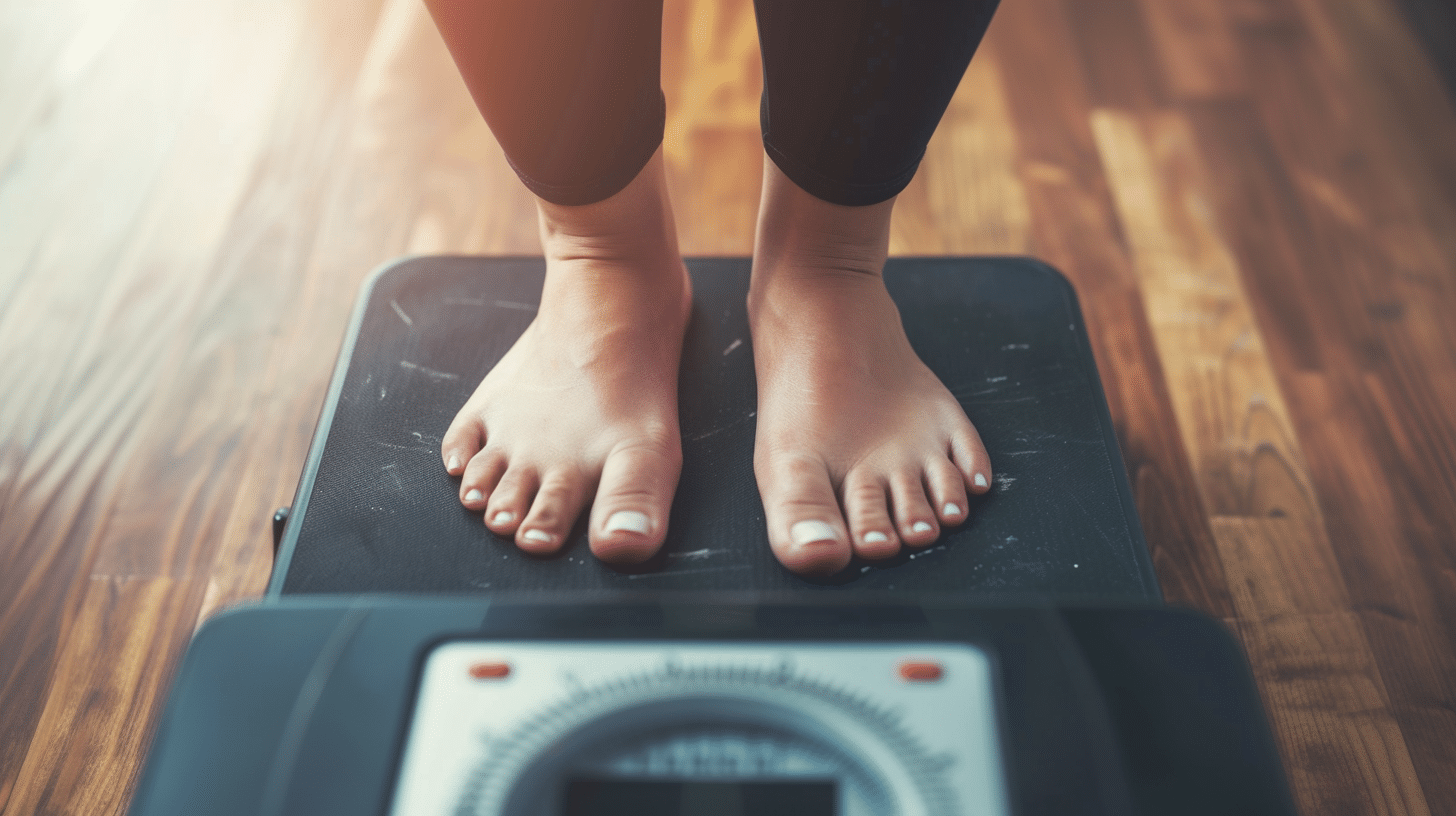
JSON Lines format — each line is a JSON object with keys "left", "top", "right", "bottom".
{"left": 1067, "top": 492, "right": 1119, "bottom": 552}
{"left": 667, "top": 548, "right": 722, "bottom": 561}
{"left": 443, "top": 296, "right": 537, "bottom": 312}
{"left": 993, "top": 472, "right": 1016, "bottom": 490}
{"left": 377, "top": 441, "right": 435, "bottom": 454}
{"left": 400, "top": 360, "right": 459, "bottom": 380}
{"left": 626, "top": 564, "right": 751, "bottom": 579}
{"left": 687, "top": 412, "right": 754, "bottom": 442}
{"left": 390, "top": 299, "right": 413, "bottom": 326}
{"left": 722, "top": 338, "right": 743, "bottom": 356}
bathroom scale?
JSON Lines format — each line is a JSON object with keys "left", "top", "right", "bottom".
{"left": 127, "top": 596, "right": 1295, "bottom": 816}
{"left": 131, "top": 259, "right": 1304, "bottom": 816}
{"left": 268, "top": 256, "right": 1160, "bottom": 600}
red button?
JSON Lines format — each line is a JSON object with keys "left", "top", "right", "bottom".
{"left": 469, "top": 661, "right": 511, "bottom": 679}
{"left": 898, "top": 661, "right": 944, "bottom": 682}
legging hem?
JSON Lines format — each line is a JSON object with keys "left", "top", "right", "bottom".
{"left": 762, "top": 139, "right": 922, "bottom": 207}
{"left": 510, "top": 91, "right": 667, "bottom": 207}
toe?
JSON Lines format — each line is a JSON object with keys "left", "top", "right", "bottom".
{"left": 925, "top": 458, "right": 970, "bottom": 527}
{"left": 442, "top": 412, "right": 485, "bottom": 477}
{"left": 759, "top": 452, "right": 852, "bottom": 576}
{"left": 950, "top": 424, "right": 993, "bottom": 495}
{"left": 589, "top": 439, "right": 680, "bottom": 565}
{"left": 517, "top": 466, "right": 590, "bottom": 555}
{"left": 889, "top": 469, "right": 939, "bottom": 547}
{"left": 460, "top": 450, "right": 507, "bottom": 510}
{"left": 484, "top": 466, "right": 536, "bottom": 537}
{"left": 840, "top": 471, "right": 900, "bottom": 560}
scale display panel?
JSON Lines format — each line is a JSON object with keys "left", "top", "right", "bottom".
{"left": 391, "top": 641, "right": 1009, "bottom": 816}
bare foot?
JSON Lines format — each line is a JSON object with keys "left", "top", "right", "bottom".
{"left": 748, "top": 160, "right": 992, "bottom": 576}
{"left": 441, "top": 149, "right": 690, "bottom": 564}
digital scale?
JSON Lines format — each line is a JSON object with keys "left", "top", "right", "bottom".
{"left": 128, "top": 258, "right": 1296, "bottom": 815}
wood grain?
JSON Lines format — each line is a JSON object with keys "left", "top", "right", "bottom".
{"left": 5, "top": 578, "right": 197, "bottom": 816}
{"left": 2, "top": 1, "right": 1454, "bottom": 814}
{"left": 1091, "top": 104, "right": 1430, "bottom": 815}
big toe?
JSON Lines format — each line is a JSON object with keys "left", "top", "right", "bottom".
{"left": 589, "top": 437, "right": 681, "bottom": 564}
{"left": 758, "top": 452, "right": 852, "bottom": 576}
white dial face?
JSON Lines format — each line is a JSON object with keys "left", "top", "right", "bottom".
{"left": 390, "top": 642, "right": 1008, "bottom": 816}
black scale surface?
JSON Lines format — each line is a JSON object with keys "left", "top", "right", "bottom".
{"left": 270, "top": 256, "right": 1160, "bottom": 600}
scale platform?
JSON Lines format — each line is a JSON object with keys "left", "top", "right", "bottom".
{"left": 268, "top": 256, "right": 1159, "bottom": 600}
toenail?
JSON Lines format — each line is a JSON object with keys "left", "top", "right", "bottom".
{"left": 447, "top": 454, "right": 461, "bottom": 472}
{"left": 464, "top": 489, "right": 483, "bottom": 502}
{"left": 943, "top": 502, "right": 962, "bottom": 517}
{"left": 863, "top": 531, "right": 889, "bottom": 544}
{"left": 911, "top": 521, "right": 934, "bottom": 534}
{"left": 522, "top": 529, "right": 554, "bottom": 544}
{"left": 791, "top": 520, "right": 838, "bottom": 546}
{"left": 974, "top": 473, "right": 988, "bottom": 489}
{"left": 605, "top": 510, "right": 651, "bottom": 535}
{"left": 492, "top": 511, "right": 515, "bottom": 525}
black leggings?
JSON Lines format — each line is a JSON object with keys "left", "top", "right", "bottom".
{"left": 425, "top": 0, "right": 1001, "bottom": 207}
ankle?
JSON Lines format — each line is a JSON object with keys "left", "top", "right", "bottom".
{"left": 536, "top": 148, "right": 681, "bottom": 270}
{"left": 750, "top": 158, "right": 895, "bottom": 299}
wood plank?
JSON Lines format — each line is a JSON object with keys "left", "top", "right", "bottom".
{"left": 1191, "top": 91, "right": 1456, "bottom": 814}
{"left": 1089, "top": 110, "right": 1317, "bottom": 518}
{"left": 0, "top": 0, "right": 312, "bottom": 802}
{"left": 898, "top": 45, "right": 1032, "bottom": 255}
{"left": 662, "top": 0, "right": 762, "bottom": 256}
{"left": 1294, "top": 0, "right": 1456, "bottom": 267}
{"left": 0, "top": 0, "right": 389, "bottom": 807}
{"left": 4, "top": 577, "right": 198, "bottom": 816}
{"left": 1186, "top": 3, "right": 1456, "bottom": 805}
{"left": 1136, "top": 0, "right": 1248, "bottom": 98}
{"left": 1064, "top": 0, "right": 1168, "bottom": 109}
{"left": 1091, "top": 105, "right": 1430, "bottom": 816}
{"left": 1288, "top": 370, "right": 1456, "bottom": 813}
{"left": 1234, "top": 612, "right": 1432, "bottom": 816}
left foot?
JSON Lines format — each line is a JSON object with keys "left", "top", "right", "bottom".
{"left": 748, "top": 161, "right": 993, "bottom": 576}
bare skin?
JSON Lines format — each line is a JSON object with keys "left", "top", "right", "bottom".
{"left": 442, "top": 149, "right": 991, "bottom": 575}
{"left": 441, "top": 148, "right": 690, "bottom": 564}
{"left": 748, "top": 160, "right": 992, "bottom": 576}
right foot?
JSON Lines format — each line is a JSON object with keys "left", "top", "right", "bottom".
{"left": 747, "top": 160, "right": 992, "bottom": 577}
{"left": 441, "top": 149, "right": 691, "bottom": 564}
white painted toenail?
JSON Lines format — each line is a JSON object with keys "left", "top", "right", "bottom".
{"left": 447, "top": 455, "right": 461, "bottom": 472}
{"left": 974, "top": 473, "right": 988, "bottom": 489}
{"left": 863, "top": 531, "right": 889, "bottom": 544}
{"left": 464, "top": 489, "right": 483, "bottom": 502}
{"left": 605, "top": 510, "right": 650, "bottom": 535}
{"left": 912, "top": 521, "right": 934, "bottom": 534}
{"left": 492, "top": 511, "right": 515, "bottom": 525}
{"left": 791, "top": 520, "right": 838, "bottom": 546}
{"left": 943, "top": 503, "right": 962, "bottom": 517}
{"left": 523, "top": 529, "right": 554, "bottom": 543}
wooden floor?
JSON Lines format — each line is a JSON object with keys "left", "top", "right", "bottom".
{"left": 2, "top": 0, "right": 1454, "bottom": 813}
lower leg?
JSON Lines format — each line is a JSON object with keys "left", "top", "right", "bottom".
{"left": 749, "top": 158, "right": 992, "bottom": 575}
{"left": 441, "top": 148, "right": 690, "bottom": 564}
